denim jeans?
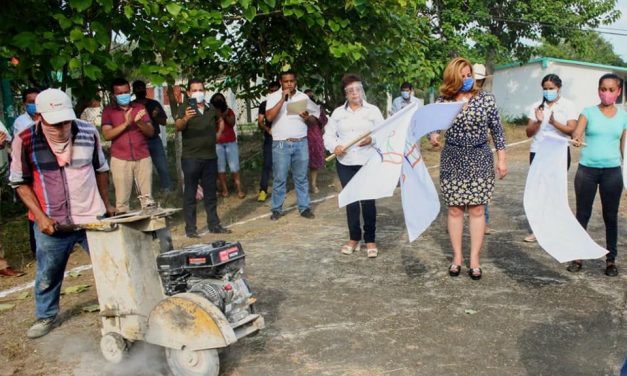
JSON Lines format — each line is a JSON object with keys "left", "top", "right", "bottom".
{"left": 182, "top": 158, "right": 220, "bottom": 234}
{"left": 574, "top": 165, "right": 623, "bottom": 261}
{"left": 484, "top": 204, "right": 490, "bottom": 225}
{"left": 147, "top": 136, "right": 172, "bottom": 192}
{"left": 271, "top": 139, "right": 310, "bottom": 213}
{"left": 34, "top": 224, "right": 89, "bottom": 319}
{"left": 216, "top": 141, "right": 241, "bottom": 173}
{"left": 259, "top": 136, "right": 273, "bottom": 192}
{"left": 336, "top": 161, "right": 376, "bottom": 242}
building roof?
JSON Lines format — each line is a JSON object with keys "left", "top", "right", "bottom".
{"left": 495, "top": 57, "right": 627, "bottom": 73}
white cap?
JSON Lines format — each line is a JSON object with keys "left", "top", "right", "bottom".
{"left": 35, "top": 88, "right": 77, "bottom": 124}
{"left": 473, "top": 63, "right": 487, "bottom": 80}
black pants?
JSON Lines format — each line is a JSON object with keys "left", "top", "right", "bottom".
{"left": 259, "top": 136, "right": 273, "bottom": 192}
{"left": 182, "top": 158, "right": 220, "bottom": 234}
{"left": 336, "top": 161, "right": 376, "bottom": 243}
{"left": 574, "top": 165, "right": 623, "bottom": 261}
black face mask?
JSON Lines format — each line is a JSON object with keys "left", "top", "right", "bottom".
{"left": 135, "top": 90, "right": 147, "bottom": 99}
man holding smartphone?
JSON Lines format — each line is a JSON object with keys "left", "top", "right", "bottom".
{"left": 175, "top": 79, "right": 230, "bottom": 237}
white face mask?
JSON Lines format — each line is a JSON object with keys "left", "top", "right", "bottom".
{"left": 191, "top": 91, "right": 205, "bottom": 103}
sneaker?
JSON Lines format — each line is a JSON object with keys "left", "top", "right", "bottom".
{"left": 27, "top": 317, "right": 57, "bottom": 339}
{"left": 270, "top": 211, "right": 282, "bottom": 221}
{"left": 523, "top": 234, "right": 536, "bottom": 242}
{"left": 300, "top": 209, "right": 315, "bottom": 219}
{"left": 257, "top": 190, "right": 268, "bottom": 202}
{"left": 605, "top": 261, "right": 618, "bottom": 277}
{"left": 186, "top": 232, "right": 201, "bottom": 239}
{"left": 209, "top": 225, "right": 232, "bottom": 234}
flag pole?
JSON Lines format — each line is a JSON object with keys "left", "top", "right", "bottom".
{"left": 325, "top": 131, "right": 372, "bottom": 162}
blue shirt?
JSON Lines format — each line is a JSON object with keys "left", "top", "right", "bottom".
{"left": 580, "top": 106, "right": 627, "bottom": 168}
{"left": 390, "top": 96, "right": 423, "bottom": 116}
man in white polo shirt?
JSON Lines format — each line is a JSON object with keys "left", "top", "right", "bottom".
{"left": 264, "top": 71, "right": 320, "bottom": 220}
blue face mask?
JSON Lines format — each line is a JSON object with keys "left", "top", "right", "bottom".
{"left": 26, "top": 103, "right": 37, "bottom": 117}
{"left": 543, "top": 89, "right": 558, "bottom": 102}
{"left": 116, "top": 93, "right": 131, "bottom": 106}
{"left": 401, "top": 91, "right": 410, "bottom": 100}
{"left": 460, "top": 78, "right": 474, "bottom": 93}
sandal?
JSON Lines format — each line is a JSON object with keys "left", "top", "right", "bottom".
{"left": 367, "top": 248, "right": 378, "bottom": 258}
{"left": 566, "top": 260, "right": 582, "bottom": 273}
{"left": 448, "top": 264, "right": 461, "bottom": 277}
{"left": 468, "top": 267, "right": 482, "bottom": 280}
{"left": 340, "top": 242, "right": 359, "bottom": 255}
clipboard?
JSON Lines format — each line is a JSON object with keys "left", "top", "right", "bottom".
{"left": 286, "top": 99, "right": 307, "bottom": 115}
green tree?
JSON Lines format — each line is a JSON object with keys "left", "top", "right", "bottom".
{"left": 427, "top": 0, "right": 621, "bottom": 72}
{"left": 1, "top": 0, "right": 622, "bottom": 112}
{"left": 0, "top": 0, "right": 230, "bottom": 114}
{"left": 535, "top": 32, "right": 626, "bottom": 67}
{"left": 193, "top": 0, "right": 438, "bottom": 109}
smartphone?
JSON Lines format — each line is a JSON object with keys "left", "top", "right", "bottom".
{"left": 188, "top": 97, "right": 198, "bottom": 114}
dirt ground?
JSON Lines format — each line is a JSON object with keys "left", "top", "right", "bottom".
{"left": 0, "top": 128, "right": 625, "bottom": 376}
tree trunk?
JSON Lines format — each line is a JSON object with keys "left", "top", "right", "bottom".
{"left": 166, "top": 82, "right": 183, "bottom": 192}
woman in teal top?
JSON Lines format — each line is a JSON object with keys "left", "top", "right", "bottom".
{"left": 570, "top": 73, "right": 626, "bottom": 277}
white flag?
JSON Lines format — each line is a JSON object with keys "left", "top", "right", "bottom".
{"left": 338, "top": 102, "right": 418, "bottom": 207}
{"left": 339, "top": 101, "right": 464, "bottom": 242}
{"left": 401, "top": 102, "right": 465, "bottom": 241}
{"left": 523, "top": 133, "right": 607, "bottom": 262}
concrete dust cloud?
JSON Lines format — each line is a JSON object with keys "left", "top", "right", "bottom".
{"left": 69, "top": 338, "right": 169, "bottom": 376}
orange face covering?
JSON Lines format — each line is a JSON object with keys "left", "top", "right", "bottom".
{"left": 41, "top": 121, "right": 72, "bottom": 166}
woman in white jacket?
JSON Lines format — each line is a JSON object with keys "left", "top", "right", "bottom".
{"left": 324, "top": 74, "right": 384, "bottom": 258}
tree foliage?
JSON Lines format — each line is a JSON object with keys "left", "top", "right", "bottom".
{"left": 206, "top": 0, "right": 435, "bottom": 109}
{"left": 427, "top": 0, "right": 620, "bottom": 72}
{"left": 536, "top": 32, "right": 626, "bottom": 67}
{"left": 0, "top": 0, "right": 622, "bottom": 111}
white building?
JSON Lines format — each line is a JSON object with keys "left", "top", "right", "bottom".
{"left": 492, "top": 57, "right": 627, "bottom": 118}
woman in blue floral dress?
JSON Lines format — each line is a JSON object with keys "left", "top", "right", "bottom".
{"left": 429, "top": 57, "right": 508, "bottom": 280}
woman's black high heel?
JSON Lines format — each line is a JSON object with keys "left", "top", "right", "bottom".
{"left": 468, "top": 267, "right": 482, "bottom": 280}
{"left": 448, "top": 264, "right": 461, "bottom": 277}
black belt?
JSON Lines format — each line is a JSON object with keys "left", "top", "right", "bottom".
{"left": 446, "top": 141, "right": 487, "bottom": 148}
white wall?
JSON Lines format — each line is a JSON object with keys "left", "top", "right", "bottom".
{"left": 492, "top": 60, "right": 623, "bottom": 118}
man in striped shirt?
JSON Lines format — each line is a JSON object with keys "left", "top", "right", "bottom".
{"left": 10, "top": 89, "right": 115, "bottom": 339}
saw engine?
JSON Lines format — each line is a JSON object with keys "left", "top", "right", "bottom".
{"left": 156, "top": 241, "right": 255, "bottom": 324}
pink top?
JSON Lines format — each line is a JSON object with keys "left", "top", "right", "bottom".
{"left": 101, "top": 102, "right": 151, "bottom": 161}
